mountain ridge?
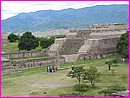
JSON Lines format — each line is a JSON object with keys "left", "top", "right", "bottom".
{"left": 2, "top": 4, "right": 128, "bottom": 34}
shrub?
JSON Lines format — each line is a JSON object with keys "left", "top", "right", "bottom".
{"left": 73, "top": 84, "right": 89, "bottom": 92}
{"left": 8, "top": 33, "right": 18, "bottom": 42}
{"left": 98, "top": 85, "right": 126, "bottom": 96}
{"left": 40, "top": 38, "right": 54, "bottom": 49}
{"left": 59, "top": 93, "right": 82, "bottom": 96}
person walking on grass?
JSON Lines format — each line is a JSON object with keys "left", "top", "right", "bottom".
{"left": 47, "top": 66, "right": 50, "bottom": 72}
{"left": 71, "top": 64, "right": 74, "bottom": 71}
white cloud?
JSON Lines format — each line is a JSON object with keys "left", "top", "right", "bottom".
{"left": 1, "top": 1, "right": 129, "bottom": 20}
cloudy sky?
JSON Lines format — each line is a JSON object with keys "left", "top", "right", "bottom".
{"left": 1, "top": 1, "right": 128, "bottom": 20}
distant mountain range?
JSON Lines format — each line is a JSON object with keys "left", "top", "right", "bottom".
{"left": 2, "top": 4, "right": 128, "bottom": 34}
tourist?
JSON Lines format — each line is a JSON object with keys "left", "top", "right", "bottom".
{"left": 49, "top": 67, "right": 52, "bottom": 72}
{"left": 47, "top": 66, "right": 50, "bottom": 72}
{"left": 55, "top": 66, "right": 58, "bottom": 71}
{"left": 52, "top": 66, "right": 55, "bottom": 72}
{"left": 71, "top": 64, "right": 74, "bottom": 70}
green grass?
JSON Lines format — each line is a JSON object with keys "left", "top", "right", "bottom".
{"left": 2, "top": 42, "right": 43, "bottom": 52}
{"left": 2, "top": 55, "right": 128, "bottom": 96}
{"left": 2, "top": 42, "right": 19, "bottom": 52}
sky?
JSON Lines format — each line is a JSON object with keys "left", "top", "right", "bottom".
{"left": 1, "top": 1, "right": 129, "bottom": 20}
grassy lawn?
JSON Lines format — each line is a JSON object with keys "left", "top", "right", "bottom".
{"left": 2, "top": 42, "right": 42, "bottom": 52}
{"left": 2, "top": 42, "right": 19, "bottom": 52}
{"left": 2, "top": 55, "right": 128, "bottom": 96}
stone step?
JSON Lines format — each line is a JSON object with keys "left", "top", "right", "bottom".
{"left": 49, "top": 44, "right": 61, "bottom": 51}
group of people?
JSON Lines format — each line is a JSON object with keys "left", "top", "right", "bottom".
{"left": 47, "top": 66, "right": 58, "bottom": 72}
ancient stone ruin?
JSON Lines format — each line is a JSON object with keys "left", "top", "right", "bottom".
{"left": 2, "top": 23, "right": 128, "bottom": 72}
{"left": 49, "top": 23, "right": 128, "bottom": 62}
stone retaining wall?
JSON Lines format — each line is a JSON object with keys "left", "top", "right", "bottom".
{"left": 2, "top": 56, "right": 65, "bottom": 72}
{"left": 78, "top": 53, "right": 113, "bottom": 61}
{"left": 2, "top": 50, "right": 48, "bottom": 59}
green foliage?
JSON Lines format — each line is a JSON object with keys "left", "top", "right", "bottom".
{"left": 112, "top": 59, "right": 118, "bottom": 66}
{"left": 105, "top": 61, "right": 113, "bottom": 70}
{"left": 98, "top": 85, "right": 126, "bottom": 96}
{"left": 40, "top": 37, "right": 54, "bottom": 49}
{"left": 98, "top": 89, "right": 115, "bottom": 96}
{"left": 59, "top": 93, "right": 82, "bottom": 96}
{"left": 83, "top": 66, "right": 100, "bottom": 87}
{"left": 109, "top": 85, "right": 126, "bottom": 91}
{"left": 116, "top": 32, "right": 128, "bottom": 58}
{"left": 67, "top": 66, "right": 86, "bottom": 84}
{"left": 105, "top": 59, "right": 119, "bottom": 70}
{"left": 8, "top": 33, "right": 18, "bottom": 42}
{"left": 73, "top": 84, "right": 89, "bottom": 93}
{"left": 18, "top": 31, "right": 39, "bottom": 51}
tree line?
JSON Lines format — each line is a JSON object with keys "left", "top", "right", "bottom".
{"left": 7, "top": 31, "right": 65, "bottom": 51}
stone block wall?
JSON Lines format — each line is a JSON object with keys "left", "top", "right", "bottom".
{"left": 2, "top": 56, "right": 65, "bottom": 72}
{"left": 2, "top": 50, "right": 48, "bottom": 59}
{"left": 91, "top": 24, "right": 128, "bottom": 33}
{"left": 67, "top": 29, "right": 91, "bottom": 39}
{"left": 78, "top": 53, "right": 113, "bottom": 61}
{"left": 62, "top": 54, "right": 80, "bottom": 62}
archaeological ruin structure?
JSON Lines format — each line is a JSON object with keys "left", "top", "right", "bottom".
{"left": 2, "top": 23, "right": 128, "bottom": 72}
{"left": 49, "top": 23, "right": 128, "bottom": 62}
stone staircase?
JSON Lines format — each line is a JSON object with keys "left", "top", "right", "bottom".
{"left": 48, "top": 38, "right": 67, "bottom": 57}
{"left": 78, "top": 39, "right": 99, "bottom": 53}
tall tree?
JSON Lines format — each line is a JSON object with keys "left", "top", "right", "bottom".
{"left": 83, "top": 66, "right": 100, "bottom": 87}
{"left": 18, "top": 31, "right": 39, "bottom": 51}
{"left": 8, "top": 33, "right": 18, "bottom": 42}
{"left": 67, "top": 66, "right": 86, "bottom": 85}
{"left": 116, "top": 32, "right": 128, "bottom": 58}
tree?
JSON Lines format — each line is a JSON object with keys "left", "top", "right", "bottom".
{"left": 40, "top": 38, "right": 54, "bottom": 49}
{"left": 105, "top": 61, "right": 112, "bottom": 70}
{"left": 73, "top": 84, "right": 89, "bottom": 94}
{"left": 83, "top": 66, "right": 100, "bottom": 87}
{"left": 67, "top": 66, "right": 86, "bottom": 85}
{"left": 18, "top": 31, "right": 39, "bottom": 51}
{"left": 8, "top": 33, "right": 18, "bottom": 42}
{"left": 112, "top": 59, "right": 118, "bottom": 66}
{"left": 116, "top": 32, "right": 128, "bottom": 58}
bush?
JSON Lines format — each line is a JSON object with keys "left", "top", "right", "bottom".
{"left": 73, "top": 84, "right": 89, "bottom": 92}
{"left": 59, "top": 93, "right": 82, "bottom": 96}
{"left": 116, "top": 32, "right": 128, "bottom": 58}
{"left": 109, "top": 85, "right": 126, "bottom": 91}
{"left": 112, "top": 59, "right": 118, "bottom": 66}
{"left": 40, "top": 38, "right": 54, "bottom": 49}
{"left": 8, "top": 33, "right": 18, "bottom": 42}
{"left": 98, "top": 85, "right": 126, "bottom": 96}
